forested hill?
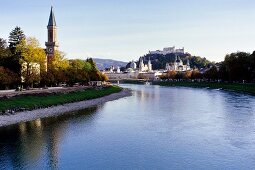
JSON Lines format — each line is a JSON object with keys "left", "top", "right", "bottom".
{"left": 126, "top": 53, "right": 214, "bottom": 70}
{"left": 93, "top": 58, "right": 128, "bottom": 70}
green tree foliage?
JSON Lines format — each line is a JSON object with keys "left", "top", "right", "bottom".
{"left": 17, "top": 37, "right": 46, "bottom": 87}
{"left": 0, "top": 67, "right": 19, "bottom": 89}
{"left": 250, "top": 52, "right": 255, "bottom": 80}
{"left": 0, "top": 28, "right": 108, "bottom": 89}
{"left": 7, "top": 27, "right": 26, "bottom": 74}
{"left": 189, "top": 56, "right": 212, "bottom": 69}
{"left": 158, "top": 55, "right": 254, "bottom": 82}
{"left": 0, "top": 38, "right": 11, "bottom": 67}
{"left": 67, "top": 59, "right": 91, "bottom": 85}
{"left": 8, "top": 26, "right": 25, "bottom": 49}
{"left": 204, "top": 66, "right": 218, "bottom": 81}
{"left": 85, "top": 58, "right": 105, "bottom": 81}
{"left": 220, "top": 52, "right": 254, "bottom": 82}
{"left": 218, "top": 62, "right": 228, "bottom": 81}
{"left": 42, "top": 56, "right": 107, "bottom": 87}
{"left": 42, "top": 51, "right": 69, "bottom": 86}
{"left": 49, "top": 51, "right": 69, "bottom": 70}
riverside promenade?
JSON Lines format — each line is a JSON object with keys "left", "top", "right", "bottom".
{"left": 0, "top": 86, "right": 89, "bottom": 98}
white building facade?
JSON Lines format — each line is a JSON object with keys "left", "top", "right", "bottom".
{"left": 166, "top": 56, "right": 191, "bottom": 72}
{"left": 139, "top": 58, "right": 152, "bottom": 72}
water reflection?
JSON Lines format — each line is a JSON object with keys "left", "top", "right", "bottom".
{"left": 1, "top": 85, "right": 255, "bottom": 169}
{"left": 0, "top": 106, "right": 100, "bottom": 170}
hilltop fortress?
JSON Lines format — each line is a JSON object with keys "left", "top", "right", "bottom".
{"left": 149, "top": 46, "right": 185, "bottom": 55}
{"left": 104, "top": 46, "right": 191, "bottom": 80}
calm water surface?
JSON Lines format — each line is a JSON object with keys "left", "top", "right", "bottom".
{"left": 1, "top": 84, "right": 255, "bottom": 170}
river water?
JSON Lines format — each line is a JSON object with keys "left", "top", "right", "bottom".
{"left": 1, "top": 84, "right": 255, "bottom": 170}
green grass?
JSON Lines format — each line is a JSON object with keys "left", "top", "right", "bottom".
{"left": 0, "top": 86, "right": 122, "bottom": 112}
{"left": 153, "top": 81, "right": 255, "bottom": 95}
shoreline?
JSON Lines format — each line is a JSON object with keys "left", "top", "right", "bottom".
{"left": 120, "top": 80, "right": 255, "bottom": 96}
{"left": 0, "top": 88, "right": 132, "bottom": 128}
{"left": 152, "top": 81, "right": 255, "bottom": 96}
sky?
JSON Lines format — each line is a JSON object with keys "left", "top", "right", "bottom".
{"left": 1, "top": 0, "right": 255, "bottom": 62}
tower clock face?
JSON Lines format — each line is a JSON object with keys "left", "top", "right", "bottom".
{"left": 48, "top": 48, "right": 53, "bottom": 53}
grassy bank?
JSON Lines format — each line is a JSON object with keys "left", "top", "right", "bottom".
{"left": 153, "top": 81, "right": 255, "bottom": 95}
{"left": 0, "top": 86, "right": 122, "bottom": 112}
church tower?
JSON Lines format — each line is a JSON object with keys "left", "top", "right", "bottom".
{"left": 45, "top": 6, "right": 59, "bottom": 65}
{"left": 148, "top": 58, "right": 152, "bottom": 72}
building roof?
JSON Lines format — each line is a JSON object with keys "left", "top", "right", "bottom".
{"left": 48, "top": 6, "right": 57, "bottom": 27}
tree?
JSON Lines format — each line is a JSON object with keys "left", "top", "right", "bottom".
{"left": 0, "top": 38, "right": 11, "bottom": 67}
{"left": 189, "top": 56, "right": 212, "bottom": 69}
{"left": 86, "top": 58, "right": 104, "bottom": 81}
{"left": 0, "top": 38, "right": 7, "bottom": 49}
{"left": 17, "top": 37, "right": 46, "bottom": 87}
{"left": 48, "top": 51, "right": 69, "bottom": 70}
{"left": 218, "top": 62, "right": 228, "bottom": 81}
{"left": 44, "top": 51, "right": 69, "bottom": 85}
{"left": 191, "top": 70, "right": 202, "bottom": 80}
{"left": 0, "top": 67, "right": 19, "bottom": 89}
{"left": 250, "top": 51, "right": 255, "bottom": 81}
{"left": 224, "top": 52, "right": 251, "bottom": 82}
{"left": 7, "top": 27, "right": 26, "bottom": 75}
{"left": 203, "top": 66, "right": 218, "bottom": 81}
{"left": 184, "top": 71, "right": 192, "bottom": 79}
{"left": 175, "top": 72, "right": 185, "bottom": 80}
{"left": 9, "top": 26, "right": 25, "bottom": 49}
{"left": 86, "top": 58, "right": 97, "bottom": 71}
{"left": 67, "top": 59, "right": 90, "bottom": 85}
{"left": 101, "top": 73, "right": 109, "bottom": 81}
{"left": 167, "top": 70, "right": 177, "bottom": 79}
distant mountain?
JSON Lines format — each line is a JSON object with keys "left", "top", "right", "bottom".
{"left": 93, "top": 58, "right": 128, "bottom": 70}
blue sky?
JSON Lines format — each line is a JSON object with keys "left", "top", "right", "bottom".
{"left": 1, "top": 0, "right": 255, "bottom": 62}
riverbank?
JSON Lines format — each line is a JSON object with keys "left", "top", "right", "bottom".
{"left": 0, "top": 87, "right": 132, "bottom": 127}
{"left": 121, "top": 79, "right": 255, "bottom": 95}
{"left": 0, "top": 86, "right": 122, "bottom": 113}
{"left": 153, "top": 81, "right": 255, "bottom": 95}
{"left": 0, "top": 86, "right": 89, "bottom": 98}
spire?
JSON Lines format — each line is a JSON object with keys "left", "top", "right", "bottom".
{"left": 48, "top": 6, "right": 57, "bottom": 27}
{"left": 148, "top": 57, "right": 151, "bottom": 64}
{"left": 187, "top": 59, "right": 190, "bottom": 66}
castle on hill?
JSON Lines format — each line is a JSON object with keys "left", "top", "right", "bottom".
{"left": 149, "top": 46, "right": 185, "bottom": 55}
{"left": 104, "top": 46, "right": 191, "bottom": 81}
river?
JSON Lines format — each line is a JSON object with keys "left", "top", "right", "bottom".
{"left": 0, "top": 84, "right": 255, "bottom": 170}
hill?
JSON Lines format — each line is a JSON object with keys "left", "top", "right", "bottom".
{"left": 93, "top": 58, "right": 128, "bottom": 70}
{"left": 126, "top": 53, "right": 214, "bottom": 70}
